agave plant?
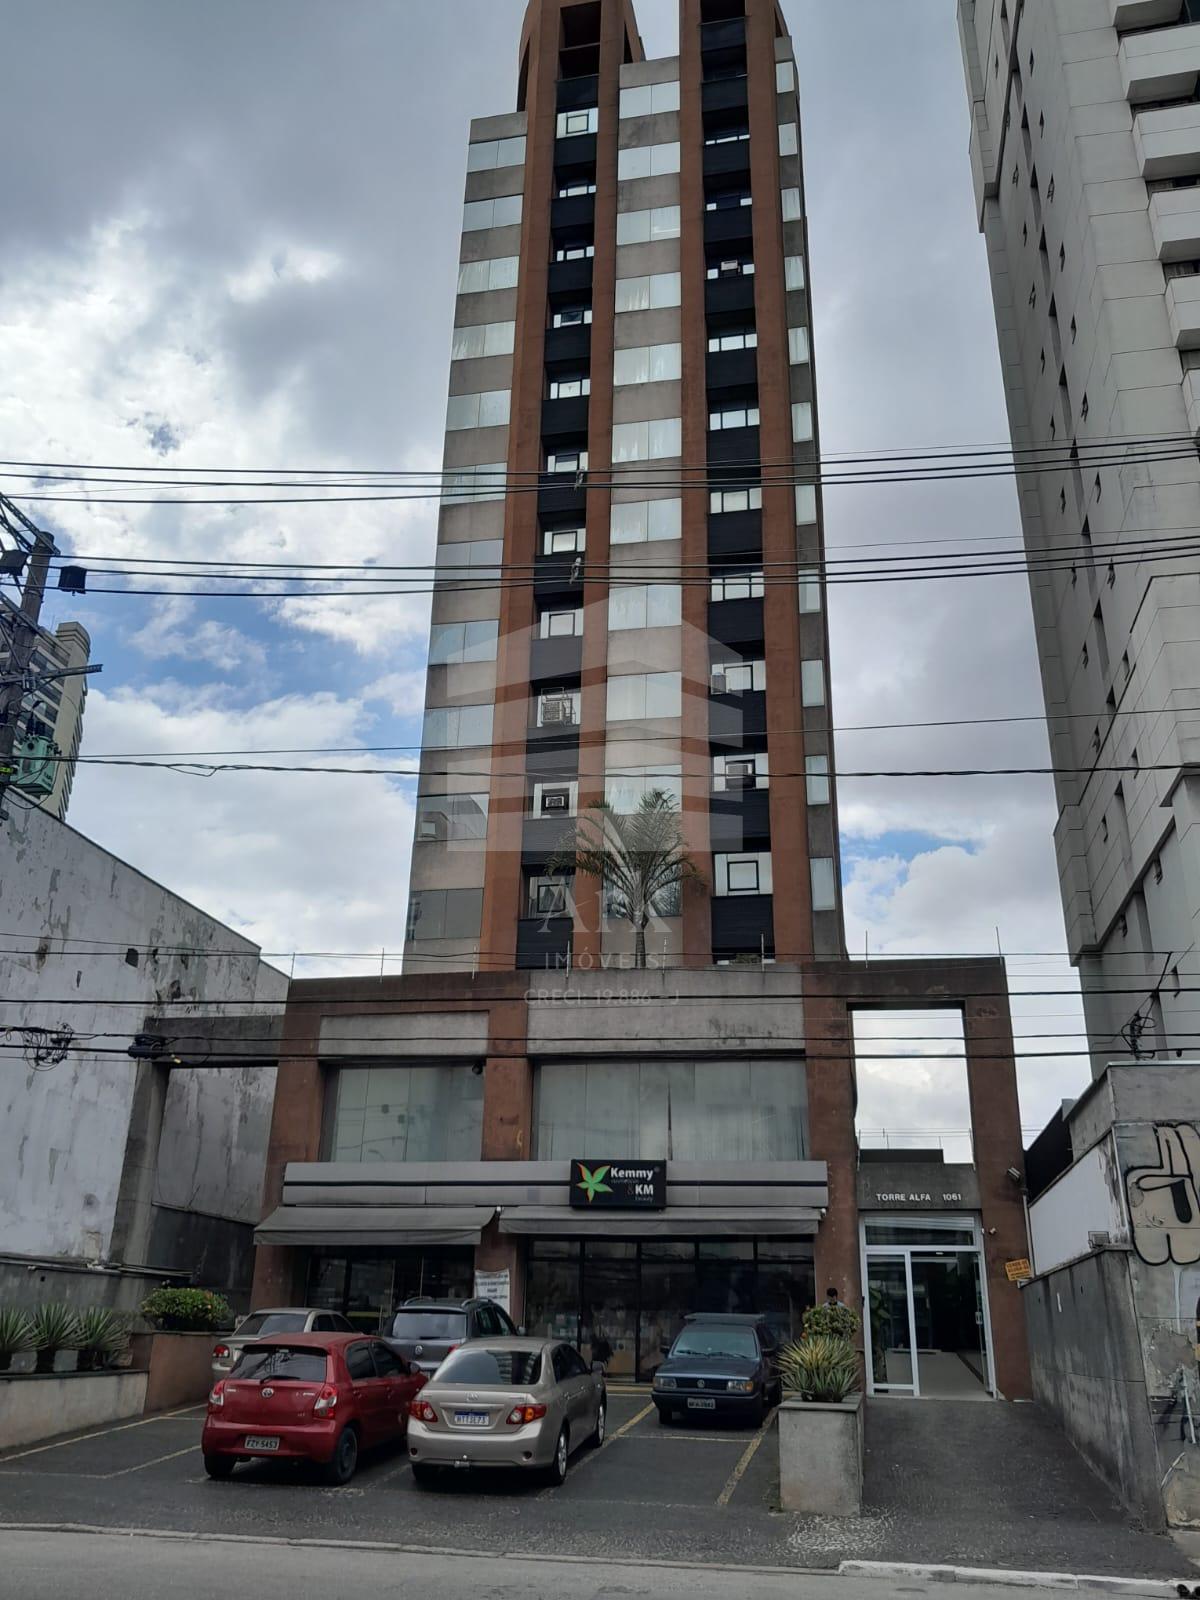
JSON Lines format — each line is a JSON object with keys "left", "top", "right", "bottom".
{"left": 778, "top": 1335, "right": 860, "bottom": 1404}
{"left": 0, "top": 1308, "right": 34, "bottom": 1373}
{"left": 29, "top": 1303, "right": 81, "bottom": 1374}
{"left": 74, "top": 1308, "right": 130, "bottom": 1373}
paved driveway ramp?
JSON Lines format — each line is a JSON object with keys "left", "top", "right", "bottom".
{"left": 786, "top": 1398, "right": 1180, "bottom": 1576}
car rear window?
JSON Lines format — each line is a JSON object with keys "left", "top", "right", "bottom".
{"left": 235, "top": 1312, "right": 309, "bottom": 1337}
{"left": 435, "top": 1347, "right": 542, "bottom": 1387}
{"left": 387, "top": 1311, "right": 468, "bottom": 1341}
{"left": 230, "top": 1346, "right": 328, "bottom": 1383}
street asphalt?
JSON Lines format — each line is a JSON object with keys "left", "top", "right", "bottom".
{"left": 0, "top": 1393, "right": 1187, "bottom": 1577}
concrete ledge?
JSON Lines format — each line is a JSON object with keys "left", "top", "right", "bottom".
{"left": 0, "top": 1370, "right": 149, "bottom": 1451}
{"left": 838, "top": 1561, "right": 1190, "bottom": 1594}
{"left": 128, "top": 1332, "right": 215, "bottom": 1413}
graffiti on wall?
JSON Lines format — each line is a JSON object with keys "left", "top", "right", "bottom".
{"left": 1126, "top": 1124, "right": 1200, "bottom": 1267}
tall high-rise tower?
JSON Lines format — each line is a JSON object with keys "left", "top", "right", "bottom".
{"left": 958, "top": 0, "right": 1200, "bottom": 1070}
{"left": 405, "top": 0, "right": 842, "bottom": 975}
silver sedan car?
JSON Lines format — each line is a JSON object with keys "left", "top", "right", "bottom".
{"left": 407, "top": 1337, "right": 606, "bottom": 1487}
{"left": 210, "top": 1307, "right": 354, "bottom": 1381}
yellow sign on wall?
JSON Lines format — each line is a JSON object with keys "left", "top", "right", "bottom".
{"left": 1005, "top": 1258, "right": 1032, "bottom": 1282}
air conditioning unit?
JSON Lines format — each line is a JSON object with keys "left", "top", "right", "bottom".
{"left": 1088, "top": 1230, "right": 1111, "bottom": 1251}
{"left": 417, "top": 817, "right": 445, "bottom": 842}
{"left": 541, "top": 697, "right": 575, "bottom": 725}
{"left": 543, "top": 791, "right": 569, "bottom": 811}
{"left": 710, "top": 672, "right": 728, "bottom": 695}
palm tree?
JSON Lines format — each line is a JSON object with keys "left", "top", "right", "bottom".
{"left": 547, "top": 789, "right": 703, "bottom": 968}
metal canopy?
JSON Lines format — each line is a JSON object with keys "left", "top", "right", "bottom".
{"left": 496, "top": 1205, "right": 820, "bottom": 1239}
{"left": 254, "top": 1205, "right": 494, "bottom": 1247}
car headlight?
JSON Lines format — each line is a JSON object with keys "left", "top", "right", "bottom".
{"left": 655, "top": 1375, "right": 677, "bottom": 1391}
{"left": 726, "top": 1379, "right": 755, "bottom": 1394}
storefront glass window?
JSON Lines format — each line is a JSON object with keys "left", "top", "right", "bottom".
{"left": 526, "top": 1240, "right": 581, "bottom": 1349}
{"left": 864, "top": 1221, "right": 976, "bottom": 1247}
{"left": 639, "top": 1241, "right": 694, "bottom": 1377}
{"left": 534, "top": 1058, "right": 808, "bottom": 1160}
{"left": 305, "top": 1247, "right": 475, "bottom": 1330}
{"left": 756, "top": 1241, "right": 816, "bottom": 1347}
{"left": 328, "top": 1065, "right": 484, "bottom": 1163}
{"left": 581, "top": 1243, "right": 638, "bottom": 1379}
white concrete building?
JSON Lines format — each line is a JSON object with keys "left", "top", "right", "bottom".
{"left": 959, "top": 0, "right": 1200, "bottom": 1069}
{"left": 0, "top": 801, "right": 287, "bottom": 1310}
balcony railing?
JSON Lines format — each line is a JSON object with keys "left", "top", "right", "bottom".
{"left": 1120, "top": 21, "right": 1200, "bottom": 103}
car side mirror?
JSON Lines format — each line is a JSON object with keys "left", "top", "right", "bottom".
{"left": 518, "top": 1325, "right": 527, "bottom": 1337}
{"left": 660, "top": 1342, "right": 671, "bottom": 1356}
{"left": 591, "top": 1361, "right": 606, "bottom": 1375}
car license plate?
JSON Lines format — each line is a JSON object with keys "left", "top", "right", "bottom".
{"left": 453, "top": 1411, "right": 489, "bottom": 1427}
{"left": 244, "top": 1435, "right": 280, "bottom": 1451}
{"left": 687, "top": 1398, "right": 716, "bottom": 1410}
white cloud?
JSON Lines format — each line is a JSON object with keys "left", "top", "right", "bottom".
{"left": 68, "top": 686, "right": 416, "bottom": 974}
{"left": 126, "top": 595, "right": 268, "bottom": 670}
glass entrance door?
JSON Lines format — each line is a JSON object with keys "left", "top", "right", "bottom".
{"left": 866, "top": 1255, "right": 915, "bottom": 1392}
{"left": 861, "top": 1217, "right": 996, "bottom": 1398}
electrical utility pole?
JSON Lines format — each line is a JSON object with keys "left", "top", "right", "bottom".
{"left": 0, "top": 495, "right": 104, "bottom": 827}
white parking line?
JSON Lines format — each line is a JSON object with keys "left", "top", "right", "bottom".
{"left": 0, "top": 1406, "right": 204, "bottom": 1464}
{"left": 104, "top": 1445, "right": 199, "bottom": 1479}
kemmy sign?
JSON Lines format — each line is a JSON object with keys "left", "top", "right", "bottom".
{"left": 570, "top": 1158, "right": 667, "bottom": 1210}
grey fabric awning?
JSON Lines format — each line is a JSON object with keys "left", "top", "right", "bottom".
{"left": 255, "top": 1205, "right": 494, "bottom": 1247}
{"left": 497, "top": 1206, "right": 819, "bottom": 1239}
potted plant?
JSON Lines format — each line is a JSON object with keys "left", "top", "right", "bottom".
{"left": 139, "top": 1288, "right": 232, "bottom": 1333}
{"left": 776, "top": 1306, "right": 865, "bottom": 1517}
{"left": 0, "top": 1308, "right": 34, "bottom": 1373}
{"left": 29, "top": 1304, "right": 81, "bottom": 1375}
{"left": 75, "top": 1308, "right": 131, "bottom": 1373}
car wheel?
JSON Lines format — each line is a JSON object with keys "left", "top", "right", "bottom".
{"left": 411, "top": 1461, "right": 438, "bottom": 1488}
{"left": 588, "top": 1399, "right": 606, "bottom": 1448}
{"left": 544, "top": 1425, "right": 569, "bottom": 1486}
{"left": 656, "top": 1406, "right": 673, "bottom": 1427}
{"left": 203, "top": 1454, "right": 235, "bottom": 1480}
{"left": 324, "top": 1426, "right": 359, "bottom": 1486}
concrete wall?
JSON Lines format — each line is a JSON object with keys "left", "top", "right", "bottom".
{"left": 1029, "top": 1135, "right": 1126, "bottom": 1275}
{"left": 0, "top": 803, "right": 285, "bottom": 1295}
{"left": 0, "top": 1370, "right": 149, "bottom": 1451}
{"left": 1024, "top": 1248, "right": 1166, "bottom": 1528}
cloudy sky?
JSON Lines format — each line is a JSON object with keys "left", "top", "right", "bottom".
{"left": 0, "top": 0, "right": 1086, "bottom": 1152}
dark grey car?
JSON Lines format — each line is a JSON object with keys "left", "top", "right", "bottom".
{"left": 652, "top": 1313, "right": 782, "bottom": 1427}
{"left": 380, "top": 1297, "right": 518, "bottom": 1377}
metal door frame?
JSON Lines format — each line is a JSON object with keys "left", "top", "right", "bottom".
{"left": 860, "top": 1215, "right": 997, "bottom": 1399}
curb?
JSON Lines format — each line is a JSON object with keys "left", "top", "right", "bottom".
{"left": 839, "top": 1561, "right": 1188, "bottom": 1595}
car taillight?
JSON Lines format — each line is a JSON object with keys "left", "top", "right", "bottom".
{"left": 505, "top": 1403, "right": 547, "bottom": 1426}
{"left": 410, "top": 1399, "right": 438, "bottom": 1423}
{"left": 313, "top": 1385, "right": 339, "bottom": 1416}
{"left": 212, "top": 1344, "right": 230, "bottom": 1360}
{"left": 208, "top": 1382, "right": 225, "bottom": 1409}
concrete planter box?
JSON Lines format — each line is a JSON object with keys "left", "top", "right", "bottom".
{"left": 778, "top": 1393, "right": 864, "bottom": 1516}
{"left": 128, "top": 1330, "right": 217, "bottom": 1413}
{"left": 0, "top": 1370, "right": 149, "bottom": 1451}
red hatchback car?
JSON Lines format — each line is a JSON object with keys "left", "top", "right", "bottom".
{"left": 202, "top": 1332, "right": 426, "bottom": 1484}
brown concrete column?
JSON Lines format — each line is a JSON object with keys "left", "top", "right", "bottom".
{"left": 251, "top": 1002, "right": 323, "bottom": 1307}
{"left": 964, "top": 991, "right": 1033, "bottom": 1399}
{"left": 745, "top": 0, "right": 813, "bottom": 964}
{"left": 678, "top": 0, "right": 715, "bottom": 968}
{"left": 480, "top": 995, "right": 532, "bottom": 1318}
{"left": 804, "top": 982, "right": 861, "bottom": 1327}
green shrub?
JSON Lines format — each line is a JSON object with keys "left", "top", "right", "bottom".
{"left": 802, "top": 1301, "right": 861, "bottom": 1342}
{"left": 75, "top": 1308, "right": 131, "bottom": 1371}
{"left": 779, "top": 1335, "right": 860, "bottom": 1404}
{"left": 140, "top": 1287, "right": 232, "bottom": 1332}
{"left": 0, "top": 1309, "right": 34, "bottom": 1372}
{"left": 29, "top": 1304, "right": 81, "bottom": 1374}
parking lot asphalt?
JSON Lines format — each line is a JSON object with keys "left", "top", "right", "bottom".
{"left": 0, "top": 1394, "right": 1187, "bottom": 1576}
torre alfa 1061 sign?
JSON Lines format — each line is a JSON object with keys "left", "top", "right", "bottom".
{"left": 570, "top": 1159, "right": 666, "bottom": 1210}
